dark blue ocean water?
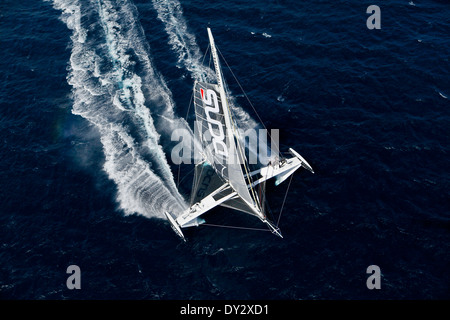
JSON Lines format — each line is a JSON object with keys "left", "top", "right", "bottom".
{"left": 0, "top": 0, "right": 449, "bottom": 300}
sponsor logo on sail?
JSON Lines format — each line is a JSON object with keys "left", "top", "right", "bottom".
{"left": 201, "top": 88, "right": 229, "bottom": 159}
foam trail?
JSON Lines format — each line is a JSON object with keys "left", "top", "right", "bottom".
{"left": 151, "top": 0, "right": 213, "bottom": 82}
{"left": 151, "top": 0, "right": 258, "bottom": 131}
{"left": 51, "top": 0, "right": 189, "bottom": 218}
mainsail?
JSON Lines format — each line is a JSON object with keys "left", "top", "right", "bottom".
{"left": 165, "top": 28, "right": 314, "bottom": 240}
{"left": 192, "top": 80, "right": 263, "bottom": 219}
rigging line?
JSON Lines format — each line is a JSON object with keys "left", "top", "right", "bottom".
{"left": 201, "top": 44, "right": 211, "bottom": 82}
{"left": 202, "top": 223, "right": 270, "bottom": 232}
{"left": 277, "top": 172, "right": 294, "bottom": 226}
{"left": 216, "top": 46, "right": 280, "bottom": 160}
{"left": 178, "top": 45, "right": 211, "bottom": 188}
{"left": 177, "top": 70, "right": 202, "bottom": 188}
{"left": 228, "top": 102, "right": 261, "bottom": 209}
{"left": 263, "top": 190, "right": 277, "bottom": 223}
{"left": 187, "top": 44, "right": 209, "bottom": 121}
{"left": 260, "top": 180, "right": 267, "bottom": 215}
{"left": 215, "top": 46, "right": 280, "bottom": 157}
{"left": 186, "top": 46, "right": 210, "bottom": 124}
{"left": 258, "top": 182, "right": 262, "bottom": 208}
{"left": 177, "top": 84, "right": 195, "bottom": 188}
{"left": 213, "top": 46, "right": 260, "bottom": 207}
{"left": 177, "top": 165, "right": 197, "bottom": 189}
{"left": 191, "top": 161, "right": 207, "bottom": 203}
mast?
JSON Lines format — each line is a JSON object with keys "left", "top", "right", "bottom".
{"left": 207, "top": 28, "right": 224, "bottom": 90}
{"left": 205, "top": 28, "right": 275, "bottom": 229}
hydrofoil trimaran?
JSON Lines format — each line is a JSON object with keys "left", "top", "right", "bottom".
{"left": 165, "top": 28, "right": 313, "bottom": 241}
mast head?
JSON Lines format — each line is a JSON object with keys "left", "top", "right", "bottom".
{"left": 206, "top": 27, "right": 224, "bottom": 89}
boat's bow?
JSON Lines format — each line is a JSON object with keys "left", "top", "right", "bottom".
{"left": 164, "top": 211, "right": 186, "bottom": 241}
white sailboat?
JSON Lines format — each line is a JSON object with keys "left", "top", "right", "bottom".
{"left": 165, "top": 28, "right": 313, "bottom": 240}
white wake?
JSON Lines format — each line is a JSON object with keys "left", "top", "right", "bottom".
{"left": 51, "top": 0, "right": 189, "bottom": 218}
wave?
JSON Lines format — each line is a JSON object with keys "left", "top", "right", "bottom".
{"left": 50, "top": 0, "right": 188, "bottom": 218}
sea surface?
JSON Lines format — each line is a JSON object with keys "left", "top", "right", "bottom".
{"left": 0, "top": 0, "right": 449, "bottom": 299}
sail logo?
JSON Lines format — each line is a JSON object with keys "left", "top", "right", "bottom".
{"left": 201, "top": 88, "right": 229, "bottom": 159}
{"left": 170, "top": 125, "right": 280, "bottom": 165}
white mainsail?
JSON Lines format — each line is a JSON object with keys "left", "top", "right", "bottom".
{"left": 165, "top": 28, "right": 313, "bottom": 240}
